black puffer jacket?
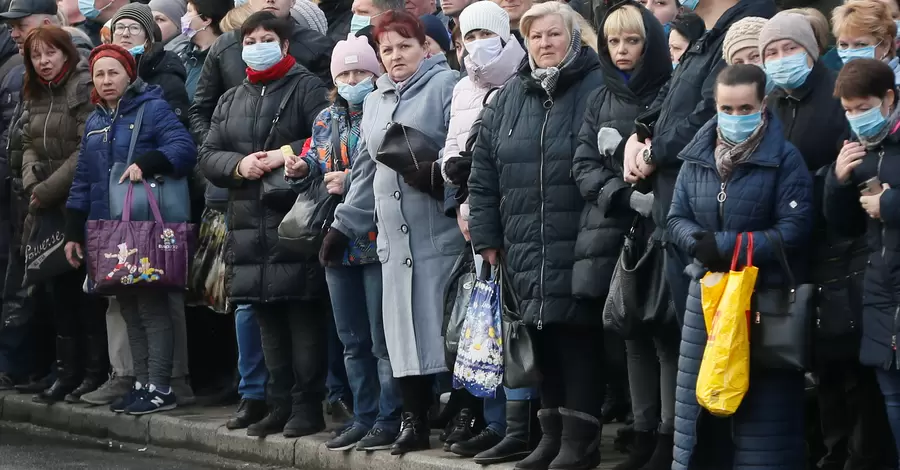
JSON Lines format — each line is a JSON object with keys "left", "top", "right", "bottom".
{"left": 468, "top": 46, "right": 604, "bottom": 328}
{"left": 637, "top": 0, "right": 776, "bottom": 231}
{"left": 198, "top": 65, "right": 330, "bottom": 304}
{"left": 320, "top": 0, "right": 352, "bottom": 43}
{"left": 138, "top": 43, "right": 189, "bottom": 125}
{"left": 189, "top": 20, "right": 333, "bottom": 143}
{"left": 570, "top": 2, "right": 670, "bottom": 299}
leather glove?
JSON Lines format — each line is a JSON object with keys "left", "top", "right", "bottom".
{"left": 629, "top": 191, "right": 654, "bottom": 217}
{"left": 318, "top": 228, "right": 350, "bottom": 268}
{"left": 691, "top": 231, "right": 728, "bottom": 272}
{"left": 444, "top": 156, "right": 472, "bottom": 187}
{"left": 402, "top": 161, "right": 444, "bottom": 200}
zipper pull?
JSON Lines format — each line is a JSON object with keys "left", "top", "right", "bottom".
{"left": 754, "top": 312, "right": 760, "bottom": 324}
{"left": 717, "top": 182, "right": 727, "bottom": 203}
{"left": 537, "top": 319, "right": 543, "bottom": 330}
{"left": 893, "top": 335, "right": 897, "bottom": 351}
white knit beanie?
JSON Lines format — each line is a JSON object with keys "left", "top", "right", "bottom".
{"left": 460, "top": 1, "right": 510, "bottom": 42}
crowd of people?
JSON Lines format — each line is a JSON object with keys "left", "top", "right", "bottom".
{"left": 0, "top": 0, "right": 900, "bottom": 468}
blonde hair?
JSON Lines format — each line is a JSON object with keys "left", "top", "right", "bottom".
{"left": 832, "top": 0, "right": 897, "bottom": 57}
{"left": 520, "top": 2, "right": 599, "bottom": 53}
{"left": 602, "top": 4, "right": 645, "bottom": 40}
{"left": 784, "top": 7, "right": 830, "bottom": 55}
{"left": 220, "top": 3, "right": 255, "bottom": 33}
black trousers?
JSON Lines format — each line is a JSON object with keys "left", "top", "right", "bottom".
{"left": 397, "top": 374, "right": 436, "bottom": 415}
{"left": 256, "top": 301, "right": 327, "bottom": 408}
{"left": 817, "top": 361, "right": 897, "bottom": 470}
{"left": 48, "top": 268, "right": 106, "bottom": 339}
{"left": 531, "top": 323, "right": 605, "bottom": 417}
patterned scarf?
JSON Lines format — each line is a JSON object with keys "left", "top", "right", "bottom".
{"left": 714, "top": 115, "right": 768, "bottom": 182}
{"left": 529, "top": 25, "right": 581, "bottom": 96}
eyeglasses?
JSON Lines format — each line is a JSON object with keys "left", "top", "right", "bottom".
{"left": 113, "top": 24, "right": 145, "bottom": 36}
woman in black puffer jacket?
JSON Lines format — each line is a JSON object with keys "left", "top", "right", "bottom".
{"left": 571, "top": 3, "right": 675, "bottom": 468}
{"left": 199, "top": 12, "right": 329, "bottom": 439}
{"left": 467, "top": 2, "right": 605, "bottom": 468}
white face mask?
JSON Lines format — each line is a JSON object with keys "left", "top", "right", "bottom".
{"left": 464, "top": 36, "right": 504, "bottom": 67}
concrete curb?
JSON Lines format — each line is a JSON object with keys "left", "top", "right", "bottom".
{"left": 0, "top": 392, "right": 624, "bottom": 469}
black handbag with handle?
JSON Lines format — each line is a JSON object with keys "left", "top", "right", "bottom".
{"left": 749, "top": 231, "right": 816, "bottom": 371}
{"left": 261, "top": 78, "right": 304, "bottom": 212}
{"left": 375, "top": 122, "right": 441, "bottom": 175}
{"left": 497, "top": 261, "right": 542, "bottom": 389}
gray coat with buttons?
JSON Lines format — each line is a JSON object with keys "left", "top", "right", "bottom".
{"left": 330, "top": 54, "right": 464, "bottom": 377}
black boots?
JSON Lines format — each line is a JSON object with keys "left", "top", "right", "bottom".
{"left": 65, "top": 335, "right": 109, "bottom": 403}
{"left": 33, "top": 336, "right": 80, "bottom": 404}
{"left": 475, "top": 399, "right": 541, "bottom": 464}
{"left": 451, "top": 427, "right": 503, "bottom": 457}
{"left": 443, "top": 407, "right": 483, "bottom": 451}
{"left": 548, "top": 408, "right": 603, "bottom": 470}
{"left": 640, "top": 432, "right": 673, "bottom": 470}
{"left": 247, "top": 402, "right": 290, "bottom": 437}
{"left": 226, "top": 398, "right": 268, "bottom": 430}
{"left": 516, "top": 408, "right": 562, "bottom": 469}
{"left": 283, "top": 401, "right": 326, "bottom": 438}
{"left": 601, "top": 383, "right": 630, "bottom": 424}
{"left": 391, "top": 412, "right": 431, "bottom": 455}
{"left": 613, "top": 430, "right": 656, "bottom": 470}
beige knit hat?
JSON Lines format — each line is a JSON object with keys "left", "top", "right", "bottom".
{"left": 723, "top": 17, "right": 768, "bottom": 64}
{"left": 758, "top": 12, "right": 820, "bottom": 63}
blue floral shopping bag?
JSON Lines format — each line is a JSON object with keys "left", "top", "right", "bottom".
{"left": 452, "top": 271, "right": 504, "bottom": 397}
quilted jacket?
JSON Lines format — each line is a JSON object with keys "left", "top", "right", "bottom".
{"left": 666, "top": 113, "right": 814, "bottom": 469}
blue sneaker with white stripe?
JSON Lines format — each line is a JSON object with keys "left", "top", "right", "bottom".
{"left": 125, "top": 384, "right": 177, "bottom": 415}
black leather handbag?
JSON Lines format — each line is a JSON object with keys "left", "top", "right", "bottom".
{"left": 602, "top": 217, "right": 670, "bottom": 339}
{"left": 497, "top": 261, "right": 542, "bottom": 389}
{"left": 749, "top": 231, "right": 816, "bottom": 371}
{"left": 375, "top": 122, "right": 441, "bottom": 175}
{"left": 260, "top": 78, "right": 303, "bottom": 212}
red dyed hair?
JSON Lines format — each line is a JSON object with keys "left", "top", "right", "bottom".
{"left": 372, "top": 10, "right": 426, "bottom": 46}
{"left": 23, "top": 26, "right": 80, "bottom": 100}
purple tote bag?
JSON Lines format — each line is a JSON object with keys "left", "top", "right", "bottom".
{"left": 86, "top": 181, "right": 196, "bottom": 294}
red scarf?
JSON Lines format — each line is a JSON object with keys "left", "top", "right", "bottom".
{"left": 39, "top": 61, "right": 72, "bottom": 87}
{"left": 246, "top": 54, "right": 296, "bottom": 84}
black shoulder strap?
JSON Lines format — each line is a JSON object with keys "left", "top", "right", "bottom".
{"left": 330, "top": 113, "right": 343, "bottom": 171}
{"left": 264, "top": 76, "right": 304, "bottom": 149}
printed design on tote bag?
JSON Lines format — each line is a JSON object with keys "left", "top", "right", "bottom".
{"left": 120, "top": 257, "right": 165, "bottom": 285}
{"left": 159, "top": 228, "right": 178, "bottom": 251}
{"left": 104, "top": 243, "right": 138, "bottom": 279}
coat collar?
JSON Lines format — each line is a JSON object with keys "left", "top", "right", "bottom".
{"left": 679, "top": 109, "right": 785, "bottom": 169}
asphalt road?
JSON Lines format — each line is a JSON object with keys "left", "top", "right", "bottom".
{"left": 0, "top": 424, "right": 291, "bottom": 470}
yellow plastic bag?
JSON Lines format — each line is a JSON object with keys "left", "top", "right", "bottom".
{"left": 695, "top": 233, "right": 757, "bottom": 417}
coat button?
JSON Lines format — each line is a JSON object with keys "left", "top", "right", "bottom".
{"left": 400, "top": 224, "right": 408, "bottom": 233}
{"left": 393, "top": 191, "right": 401, "bottom": 200}
{"left": 405, "top": 258, "right": 412, "bottom": 267}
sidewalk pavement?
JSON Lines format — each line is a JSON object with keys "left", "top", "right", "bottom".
{"left": 0, "top": 391, "right": 628, "bottom": 469}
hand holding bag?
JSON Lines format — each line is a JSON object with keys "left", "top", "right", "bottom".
{"left": 498, "top": 261, "right": 542, "bottom": 389}
{"left": 86, "top": 181, "right": 196, "bottom": 294}
{"left": 375, "top": 122, "right": 441, "bottom": 175}
{"left": 749, "top": 231, "right": 815, "bottom": 371}
{"left": 261, "top": 78, "right": 304, "bottom": 211}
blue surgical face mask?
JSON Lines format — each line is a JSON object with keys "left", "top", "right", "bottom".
{"left": 337, "top": 77, "right": 375, "bottom": 105}
{"left": 672, "top": 61, "right": 678, "bottom": 70}
{"left": 764, "top": 52, "right": 812, "bottom": 89}
{"left": 753, "top": 63, "right": 775, "bottom": 95}
{"left": 681, "top": 0, "right": 698, "bottom": 10}
{"left": 128, "top": 44, "right": 145, "bottom": 56}
{"left": 895, "top": 20, "right": 900, "bottom": 40}
{"left": 79, "top": 0, "right": 112, "bottom": 19}
{"left": 718, "top": 111, "right": 762, "bottom": 143}
{"left": 242, "top": 42, "right": 283, "bottom": 71}
{"left": 663, "top": 23, "right": 671, "bottom": 37}
{"left": 847, "top": 104, "right": 888, "bottom": 138}
{"left": 838, "top": 45, "right": 877, "bottom": 64}
{"left": 350, "top": 14, "right": 371, "bottom": 35}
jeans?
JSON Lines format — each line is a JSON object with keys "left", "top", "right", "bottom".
{"left": 0, "top": 320, "right": 33, "bottom": 378}
{"left": 875, "top": 368, "right": 900, "bottom": 468}
{"left": 532, "top": 323, "right": 605, "bottom": 417}
{"left": 483, "top": 386, "right": 539, "bottom": 434}
{"left": 256, "top": 301, "right": 326, "bottom": 407}
{"left": 107, "top": 298, "right": 189, "bottom": 379}
{"left": 325, "top": 310, "right": 351, "bottom": 404}
{"left": 117, "top": 292, "right": 177, "bottom": 387}
{"left": 327, "top": 264, "right": 401, "bottom": 430}
{"left": 235, "top": 304, "right": 267, "bottom": 401}
{"left": 625, "top": 329, "right": 679, "bottom": 434}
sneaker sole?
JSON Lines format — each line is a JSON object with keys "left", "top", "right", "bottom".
{"left": 126, "top": 403, "right": 177, "bottom": 416}
{"left": 82, "top": 398, "right": 115, "bottom": 406}
{"left": 356, "top": 444, "right": 393, "bottom": 452}
{"left": 327, "top": 441, "right": 361, "bottom": 451}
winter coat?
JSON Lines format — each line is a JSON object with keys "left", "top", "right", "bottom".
{"left": 330, "top": 54, "right": 463, "bottom": 377}
{"left": 468, "top": 46, "right": 605, "bottom": 328}
{"left": 823, "top": 123, "right": 900, "bottom": 370}
{"left": 768, "top": 60, "right": 865, "bottom": 362}
{"left": 137, "top": 43, "right": 189, "bottom": 125}
{"left": 666, "top": 113, "right": 813, "bottom": 470}
{"left": 321, "top": 0, "right": 352, "bottom": 44}
{"left": 198, "top": 64, "right": 330, "bottom": 304}
{"left": 65, "top": 81, "right": 196, "bottom": 242}
{"left": 439, "top": 37, "right": 525, "bottom": 184}
{"left": 291, "top": 103, "right": 377, "bottom": 265}
{"left": 189, "top": 19, "right": 333, "bottom": 143}
{"left": 170, "top": 40, "right": 208, "bottom": 101}
{"left": 570, "top": 2, "right": 670, "bottom": 299}
{"left": 637, "top": 0, "right": 776, "bottom": 231}
{"left": 20, "top": 60, "right": 93, "bottom": 243}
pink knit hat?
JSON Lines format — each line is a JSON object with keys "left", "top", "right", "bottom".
{"left": 331, "top": 33, "right": 381, "bottom": 80}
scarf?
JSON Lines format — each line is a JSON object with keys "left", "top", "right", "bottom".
{"left": 714, "top": 115, "right": 768, "bottom": 182}
{"left": 859, "top": 105, "right": 900, "bottom": 149}
{"left": 246, "top": 54, "right": 296, "bottom": 84}
{"left": 529, "top": 26, "right": 581, "bottom": 96}
{"left": 39, "top": 61, "right": 72, "bottom": 87}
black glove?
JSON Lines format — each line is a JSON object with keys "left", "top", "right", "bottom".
{"left": 691, "top": 231, "right": 728, "bottom": 272}
{"left": 402, "top": 162, "right": 444, "bottom": 200}
{"left": 445, "top": 156, "right": 472, "bottom": 187}
{"left": 318, "top": 228, "right": 350, "bottom": 268}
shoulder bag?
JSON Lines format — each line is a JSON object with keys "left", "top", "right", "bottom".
{"left": 261, "top": 77, "right": 304, "bottom": 211}
{"left": 498, "top": 260, "right": 542, "bottom": 388}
